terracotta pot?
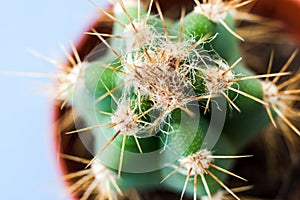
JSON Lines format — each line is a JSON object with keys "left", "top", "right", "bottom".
{"left": 252, "top": 0, "right": 300, "bottom": 45}
{"left": 53, "top": 1, "right": 300, "bottom": 199}
{"left": 53, "top": 6, "right": 114, "bottom": 199}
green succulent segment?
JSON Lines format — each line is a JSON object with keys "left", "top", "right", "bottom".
{"left": 116, "top": 170, "right": 162, "bottom": 190}
{"left": 173, "top": 10, "right": 216, "bottom": 40}
{"left": 112, "top": 4, "right": 172, "bottom": 37}
{"left": 160, "top": 114, "right": 209, "bottom": 157}
{"left": 172, "top": 10, "right": 271, "bottom": 150}
{"left": 113, "top": 6, "right": 145, "bottom": 33}
{"left": 159, "top": 118, "right": 215, "bottom": 196}
{"left": 72, "top": 60, "right": 162, "bottom": 190}
{"left": 223, "top": 73, "right": 269, "bottom": 149}
{"left": 211, "top": 14, "right": 241, "bottom": 64}
{"left": 84, "top": 60, "right": 121, "bottom": 112}
{"left": 160, "top": 127, "right": 239, "bottom": 198}
{"left": 84, "top": 61, "right": 160, "bottom": 149}
{"left": 208, "top": 14, "right": 271, "bottom": 149}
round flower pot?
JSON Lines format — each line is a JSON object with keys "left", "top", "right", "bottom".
{"left": 252, "top": 0, "right": 300, "bottom": 45}
{"left": 53, "top": 1, "right": 300, "bottom": 199}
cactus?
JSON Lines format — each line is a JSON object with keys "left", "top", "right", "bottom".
{"left": 54, "top": 0, "right": 300, "bottom": 199}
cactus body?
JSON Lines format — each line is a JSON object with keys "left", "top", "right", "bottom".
{"left": 56, "top": 1, "right": 300, "bottom": 199}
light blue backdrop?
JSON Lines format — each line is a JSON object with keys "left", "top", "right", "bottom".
{"left": 0, "top": 1, "right": 106, "bottom": 199}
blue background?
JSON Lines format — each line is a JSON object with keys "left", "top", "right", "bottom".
{"left": 0, "top": 1, "right": 106, "bottom": 199}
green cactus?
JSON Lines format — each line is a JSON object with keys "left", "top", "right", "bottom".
{"left": 58, "top": 0, "right": 300, "bottom": 199}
